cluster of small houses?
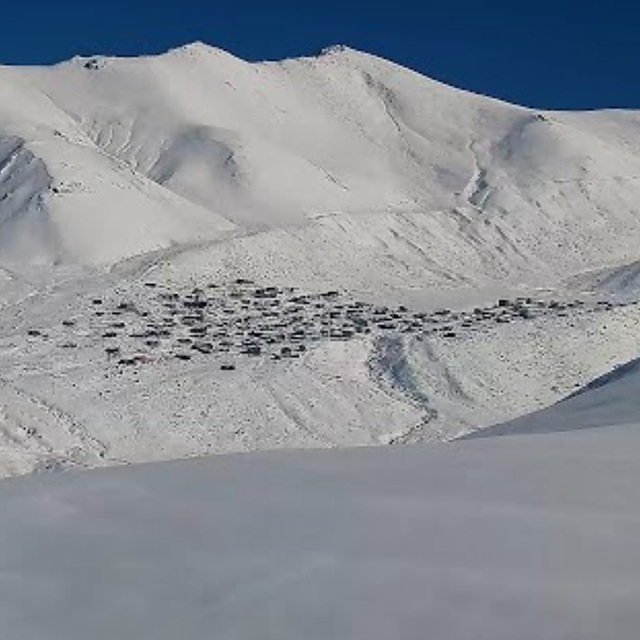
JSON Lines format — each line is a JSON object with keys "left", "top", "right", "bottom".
{"left": 26, "top": 279, "right": 620, "bottom": 371}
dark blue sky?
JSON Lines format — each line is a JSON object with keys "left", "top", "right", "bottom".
{"left": 1, "top": 0, "right": 636, "bottom": 109}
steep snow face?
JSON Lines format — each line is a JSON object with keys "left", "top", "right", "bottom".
{"left": 0, "top": 64, "right": 235, "bottom": 267}
{"left": 0, "top": 42, "right": 637, "bottom": 287}
{"left": 0, "top": 136, "right": 55, "bottom": 263}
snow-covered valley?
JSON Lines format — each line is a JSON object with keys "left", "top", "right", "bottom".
{"left": 0, "top": 42, "right": 639, "bottom": 476}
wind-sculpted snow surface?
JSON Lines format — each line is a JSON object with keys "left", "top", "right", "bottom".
{"left": 1, "top": 420, "right": 640, "bottom": 639}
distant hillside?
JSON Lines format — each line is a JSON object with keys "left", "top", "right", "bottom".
{"left": 0, "top": 42, "right": 639, "bottom": 293}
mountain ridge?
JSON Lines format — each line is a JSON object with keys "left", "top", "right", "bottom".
{"left": 1, "top": 43, "right": 639, "bottom": 287}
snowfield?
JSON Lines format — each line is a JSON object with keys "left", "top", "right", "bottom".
{"left": 0, "top": 42, "right": 638, "bottom": 475}
{"left": 0, "top": 364, "right": 639, "bottom": 639}
{"left": 3, "top": 43, "right": 640, "bottom": 283}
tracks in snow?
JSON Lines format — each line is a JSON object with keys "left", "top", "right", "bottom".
{"left": 368, "top": 335, "right": 439, "bottom": 443}
{"left": 0, "top": 376, "right": 109, "bottom": 473}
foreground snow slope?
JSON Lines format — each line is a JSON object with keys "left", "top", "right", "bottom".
{"left": 1, "top": 415, "right": 639, "bottom": 639}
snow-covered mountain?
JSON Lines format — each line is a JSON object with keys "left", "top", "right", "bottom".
{"left": 2, "top": 42, "right": 640, "bottom": 288}
{"left": 4, "top": 43, "right": 640, "bottom": 639}
{"left": 0, "top": 42, "right": 639, "bottom": 477}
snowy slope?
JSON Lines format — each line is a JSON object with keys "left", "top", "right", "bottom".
{"left": 0, "top": 63, "right": 235, "bottom": 267}
{"left": 0, "top": 42, "right": 640, "bottom": 290}
{"left": 2, "top": 45, "right": 640, "bottom": 635}
{"left": 0, "top": 43, "right": 639, "bottom": 476}
{"left": 1, "top": 417, "right": 640, "bottom": 639}
{"left": 0, "top": 274, "right": 634, "bottom": 478}
{"left": 464, "top": 356, "right": 640, "bottom": 438}
{"left": 373, "top": 300, "right": 640, "bottom": 440}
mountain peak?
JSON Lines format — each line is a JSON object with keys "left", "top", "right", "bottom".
{"left": 167, "top": 41, "right": 215, "bottom": 56}
{"left": 317, "top": 44, "right": 354, "bottom": 57}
